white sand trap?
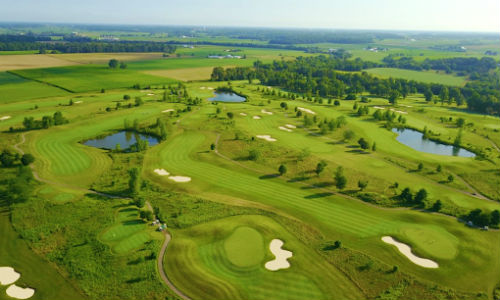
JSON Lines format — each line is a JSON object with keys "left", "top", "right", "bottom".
{"left": 154, "top": 169, "right": 170, "bottom": 176}
{"left": 0, "top": 267, "right": 20, "bottom": 285}
{"left": 73, "top": 100, "right": 83, "bottom": 104}
{"left": 381, "top": 236, "right": 438, "bottom": 268}
{"left": 147, "top": 93, "right": 155, "bottom": 96}
{"left": 261, "top": 109, "right": 273, "bottom": 115}
{"left": 0, "top": 116, "right": 11, "bottom": 121}
{"left": 253, "top": 116, "right": 261, "bottom": 120}
{"left": 239, "top": 112, "right": 247, "bottom": 116}
{"left": 168, "top": 176, "right": 191, "bottom": 183}
{"left": 389, "top": 108, "right": 408, "bottom": 114}
{"left": 285, "top": 124, "right": 296, "bottom": 129}
{"left": 279, "top": 126, "right": 293, "bottom": 132}
{"left": 207, "top": 87, "right": 214, "bottom": 90}
{"left": 265, "top": 239, "right": 293, "bottom": 271}
{"left": 200, "top": 86, "right": 206, "bottom": 89}
{"left": 373, "top": 106, "right": 385, "bottom": 110}
{"left": 162, "top": 109, "right": 175, "bottom": 113}
{"left": 297, "top": 107, "right": 316, "bottom": 115}
{"left": 6, "top": 284, "right": 35, "bottom": 299}
{"left": 256, "top": 135, "right": 277, "bottom": 142}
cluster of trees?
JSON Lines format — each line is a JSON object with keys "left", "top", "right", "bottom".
{"left": 0, "top": 150, "right": 35, "bottom": 167}
{"left": 465, "top": 209, "right": 500, "bottom": 228}
{"left": 108, "top": 59, "right": 127, "bottom": 69}
{"left": 0, "top": 34, "right": 177, "bottom": 53}
{"left": 124, "top": 117, "right": 169, "bottom": 143}
{"left": 0, "top": 166, "right": 35, "bottom": 205}
{"left": 22, "top": 111, "right": 68, "bottom": 130}
{"left": 211, "top": 66, "right": 254, "bottom": 82}
{"left": 160, "top": 83, "right": 202, "bottom": 106}
{"left": 215, "top": 55, "right": 499, "bottom": 115}
{"left": 382, "top": 55, "right": 497, "bottom": 75}
{"left": 399, "top": 187, "right": 428, "bottom": 207}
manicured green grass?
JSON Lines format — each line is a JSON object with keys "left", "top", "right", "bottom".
{"left": 100, "top": 207, "right": 156, "bottom": 254}
{"left": 144, "top": 109, "right": 500, "bottom": 293}
{"left": 166, "top": 215, "right": 362, "bottom": 300}
{"left": 11, "top": 65, "right": 176, "bottom": 92}
{"left": 365, "top": 68, "right": 467, "bottom": 86}
{"left": 223, "top": 226, "right": 265, "bottom": 267}
{"left": 0, "top": 72, "right": 70, "bottom": 104}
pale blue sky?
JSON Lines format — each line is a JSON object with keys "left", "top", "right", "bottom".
{"left": 0, "top": 0, "right": 498, "bottom": 32}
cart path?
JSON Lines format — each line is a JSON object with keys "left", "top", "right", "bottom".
{"left": 13, "top": 132, "right": 190, "bottom": 300}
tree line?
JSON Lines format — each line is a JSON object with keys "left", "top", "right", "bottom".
{"left": 382, "top": 55, "right": 497, "bottom": 75}
{"left": 212, "top": 55, "right": 499, "bottom": 115}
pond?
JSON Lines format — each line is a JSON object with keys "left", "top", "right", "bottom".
{"left": 83, "top": 131, "right": 160, "bottom": 150}
{"left": 392, "top": 128, "right": 475, "bottom": 158}
{"left": 208, "top": 92, "right": 246, "bottom": 102}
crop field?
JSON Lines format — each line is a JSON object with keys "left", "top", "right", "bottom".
{"left": 0, "top": 54, "right": 78, "bottom": 71}
{"left": 365, "top": 68, "right": 467, "bottom": 86}
{"left": 1, "top": 39, "right": 499, "bottom": 300}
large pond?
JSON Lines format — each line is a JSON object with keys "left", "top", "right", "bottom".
{"left": 392, "top": 128, "right": 475, "bottom": 157}
{"left": 83, "top": 131, "right": 160, "bottom": 150}
{"left": 209, "top": 92, "right": 246, "bottom": 102}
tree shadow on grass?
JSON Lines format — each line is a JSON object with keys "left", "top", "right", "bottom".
{"left": 112, "top": 203, "right": 130, "bottom": 209}
{"left": 119, "top": 207, "right": 138, "bottom": 213}
{"left": 122, "top": 219, "right": 145, "bottom": 226}
{"left": 288, "top": 176, "right": 310, "bottom": 182}
{"left": 259, "top": 174, "right": 280, "bottom": 179}
{"left": 305, "top": 192, "right": 334, "bottom": 199}
{"left": 345, "top": 149, "right": 370, "bottom": 154}
{"left": 84, "top": 193, "right": 111, "bottom": 201}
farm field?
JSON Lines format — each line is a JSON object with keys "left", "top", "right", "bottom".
{"left": 365, "top": 68, "right": 468, "bottom": 86}
{"left": 1, "top": 28, "right": 499, "bottom": 300}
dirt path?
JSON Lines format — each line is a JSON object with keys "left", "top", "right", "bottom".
{"left": 13, "top": 132, "right": 190, "bottom": 300}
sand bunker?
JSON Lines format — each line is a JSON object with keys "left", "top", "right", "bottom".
{"left": 207, "top": 87, "right": 214, "bottom": 90}
{"left": 265, "top": 239, "right": 293, "bottom": 271}
{"left": 6, "top": 285, "right": 35, "bottom": 299}
{"left": 240, "top": 113, "right": 247, "bottom": 116}
{"left": 162, "top": 109, "right": 175, "bottom": 113}
{"left": 154, "top": 169, "right": 170, "bottom": 176}
{"left": 285, "top": 124, "right": 296, "bottom": 129}
{"left": 381, "top": 236, "right": 438, "bottom": 268}
{"left": 279, "top": 126, "right": 293, "bottom": 132}
{"left": 389, "top": 108, "right": 408, "bottom": 114}
{"left": 373, "top": 106, "right": 385, "bottom": 110}
{"left": 261, "top": 109, "right": 273, "bottom": 115}
{"left": 168, "top": 176, "right": 191, "bottom": 183}
{"left": 256, "top": 135, "right": 277, "bottom": 142}
{"left": 0, "top": 116, "right": 11, "bottom": 121}
{"left": 200, "top": 86, "right": 206, "bottom": 89}
{"left": 297, "top": 107, "right": 316, "bottom": 115}
{"left": 253, "top": 116, "right": 261, "bottom": 120}
{"left": 0, "top": 267, "right": 20, "bottom": 285}
{"left": 147, "top": 93, "right": 154, "bottom": 96}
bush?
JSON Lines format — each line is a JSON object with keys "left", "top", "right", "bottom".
{"left": 20, "top": 154, "right": 35, "bottom": 166}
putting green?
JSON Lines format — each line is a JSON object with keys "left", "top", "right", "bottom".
{"left": 99, "top": 206, "right": 153, "bottom": 254}
{"left": 224, "top": 226, "right": 265, "bottom": 267}
{"left": 400, "top": 226, "right": 459, "bottom": 260}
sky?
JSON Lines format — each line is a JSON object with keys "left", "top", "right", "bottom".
{"left": 0, "top": 0, "right": 498, "bottom": 32}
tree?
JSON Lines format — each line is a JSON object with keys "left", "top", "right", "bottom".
{"left": 248, "top": 149, "right": 260, "bottom": 161}
{"left": 280, "top": 102, "right": 288, "bottom": 110}
{"left": 226, "top": 112, "right": 234, "bottom": 119}
{"left": 334, "top": 240, "right": 342, "bottom": 249}
{"left": 448, "top": 174, "right": 454, "bottom": 182}
{"left": 456, "top": 117, "right": 466, "bottom": 128}
{"left": 400, "top": 187, "right": 413, "bottom": 203}
{"left": 388, "top": 90, "right": 400, "bottom": 105}
{"left": 123, "top": 94, "right": 131, "bottom": 100}
{"left": 414, "top": 188, "right": 428, "bottom": 206}
{"left": 436, "top": 165, "right": 442, "bottom": 173}
{"left": 20, "top": 154, "right": 35, "bottom": 166}
{"left": 134, "top": 197, "right": 145, "bottom": 208}
{"left": 128, "top": 167, "right": 141, "bottom": 195}
{"left": 371, "top": 142, "right": 377, "bottom": 151}
{"left": 343, "top": 130, "right": 355, "bottom": 141}
{"left": 358, "top": 180, "right": 368, "bottom": 191}
{"left": 108, "top": 59, "right": 119, "bottom": 69}
{"left": 0, "top": 150, "right": 16, "bottom": 167}
{"left": 417, "top": 162, "right": 424, "bottom": 171}
{"left": 278, "top": 164, "right": 287, "bottom": 176}
{"left": 315, "top": 160, "right": 327, "bottom": 176}
{"left": 210, "top": 143, "right": 216, "bottom": 151}
{"left": 432, "top": 200, "right": 442, "bottom": 211}
{"left": 491, "top": 210, "right": 500, "bottom": 226}
{"left": 439, "top": 87, "right": 449, "bottom": 103}
{"left": 119, "top": 61, "right": 127, "bottom": 69}
{"left": 334, "top": 166, "right": 347, "bottom": 190}
{"left": 135, "top": 97, "right": 144, "bottom": 106}
{"left": 358, "top": 138, "right": 369, "bottom": 150}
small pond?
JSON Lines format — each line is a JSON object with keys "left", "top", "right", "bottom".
{"left": 83, "top": 131, "right": 160, "bottom": 150}
{"left": 392, "top": 128, "right": 475, "bottom": 158}
{"left": 209, "top": 92, "right": 246, "bottom": 102}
